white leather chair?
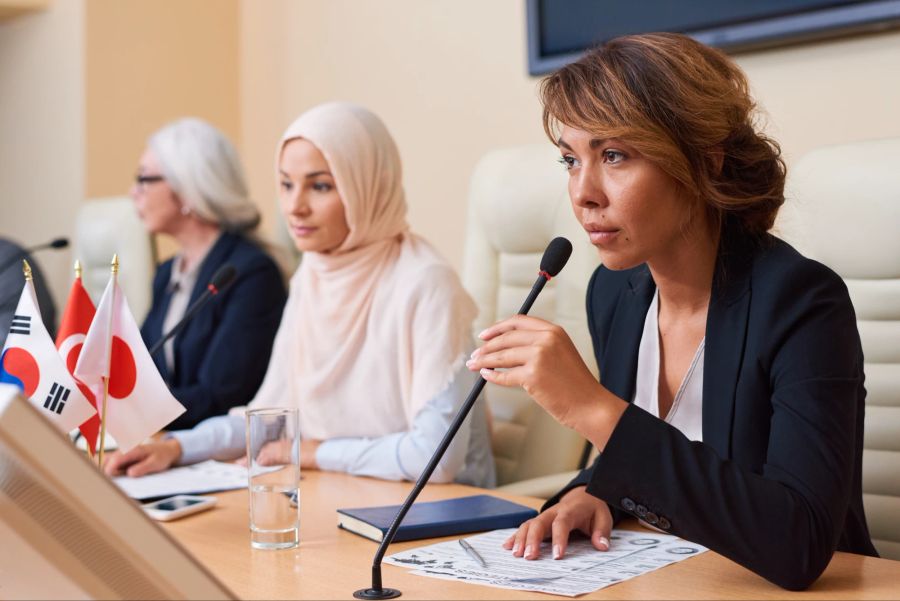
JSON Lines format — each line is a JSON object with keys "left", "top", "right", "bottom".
{"left": 73, "top": 197, "right": 155, "bottom": 322}
{"left": 778, "top": 138, "right": 900, "bottom": 560}
{"left": 463, "top": 144, "right": 601, "bottom": 490}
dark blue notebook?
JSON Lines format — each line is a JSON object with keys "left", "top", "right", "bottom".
{"left": 337, "top": 494, "right": 538, "bottom": 542}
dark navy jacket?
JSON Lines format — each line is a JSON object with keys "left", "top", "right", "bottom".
{"left": 141, "top": 232, "right": 286, "bottom": 430}
{"left": 545, "top": 229, "right": 877, "bottom": 590}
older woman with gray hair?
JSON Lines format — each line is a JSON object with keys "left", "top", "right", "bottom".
{"left": 133, "top": 118, "right": 286, "bottom": 430}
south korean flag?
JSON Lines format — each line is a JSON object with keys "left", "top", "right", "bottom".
{"left": 0, "top": 278, "right": 97, "bottom": 433}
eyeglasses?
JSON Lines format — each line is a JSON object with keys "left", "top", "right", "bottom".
{"left": 134, "top": 174, "right": 165, "bottom": 188}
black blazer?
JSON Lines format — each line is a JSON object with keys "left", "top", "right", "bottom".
{"left": 141, "top": 232, "right": 286, "bottom": 430}
{"left": 546, "top": 230, "right": 877, "bottom": 590}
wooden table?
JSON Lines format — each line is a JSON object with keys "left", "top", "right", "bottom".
{"left": 161, "top": 471, "right": 900, "bottom": 600}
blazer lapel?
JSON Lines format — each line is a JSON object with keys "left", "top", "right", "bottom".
{"left": 177, "top": 232, "right": 238, "bottom": 342}
{"left": 151, "top": 263, "right": 174, "bottom": 383}
{"left": 602, "top": 266, "right": 655, "bottom": 403}
{"left": 702, "top": 233, "right": 754, "bottom": 459}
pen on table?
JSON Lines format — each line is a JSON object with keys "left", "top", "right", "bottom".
{"left": 459, "top": 538, "right": 488, "bottom": 568}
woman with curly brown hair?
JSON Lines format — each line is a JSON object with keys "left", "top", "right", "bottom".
{"left": 466, "top": 33, "right": 877, "bottom": 590}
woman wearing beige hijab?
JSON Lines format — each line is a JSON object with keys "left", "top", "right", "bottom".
{"left": 106, "top": 102, "right": 496, "bottom": 488}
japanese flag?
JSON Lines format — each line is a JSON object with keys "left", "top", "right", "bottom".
{"left": 74, "top": 276, "right": 185, "bottom": 453}
{"left": 0, "top": 279, "right": 97, "bottom": 433}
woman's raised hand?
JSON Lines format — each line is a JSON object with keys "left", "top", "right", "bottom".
{"left": 466, "top": 315, "right": 626, "bottom": 446}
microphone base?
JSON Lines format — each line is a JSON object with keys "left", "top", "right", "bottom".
{"left": 353, "top": 587, "right": 401, "bottom": 599}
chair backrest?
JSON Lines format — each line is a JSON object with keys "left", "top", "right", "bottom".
{"left": 74, "top": 197, "right": 155, "bottom": 322}
{"left": 464, "top": 144, "right": 601, "bottom": 486}
{"left": 778, "top": 138, "right": 900, "bottom": 560}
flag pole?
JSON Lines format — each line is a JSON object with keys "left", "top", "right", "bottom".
{"left": 22, "top": 259, "right": 32, "bottom": 282}
{"left": 97, "top": 254, "right": 118, "bottom": 469}
{"left": 74, "top": 259, "right": 95, "bottom": 461}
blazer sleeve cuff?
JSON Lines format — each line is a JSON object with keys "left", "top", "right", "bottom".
{"left": 585, "top": 402, "right": 677, "bottom": 532}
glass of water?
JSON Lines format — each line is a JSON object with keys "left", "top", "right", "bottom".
{"left": 246, "top": 407, "right": 300, "bottom": 550}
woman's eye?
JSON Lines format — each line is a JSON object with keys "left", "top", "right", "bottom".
{"left": 312, "top": 182, "right": 333, "bottom": 192}
{"left": 280, "top": 180, "right": 293, "bottom": 191}
{"left": 557, "top": 155, "right": 579, "bottom": 171}
{"left": 603, "top": 150, "right": 626, "bottom": 164}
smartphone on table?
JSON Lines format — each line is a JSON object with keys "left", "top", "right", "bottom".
{"left": 142, "top": 495, "right": 217, "bottom": 521}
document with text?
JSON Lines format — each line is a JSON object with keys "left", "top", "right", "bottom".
{"left": 386, "top": 527, "right": 706, "bottom": 596}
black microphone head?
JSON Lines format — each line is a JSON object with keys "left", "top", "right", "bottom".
{"left": 540, "top": 237, "right": 573, "bottom": 277}
{"left": 50, "top": 238, "right": 69, "bottom": 249}
{"left": 210, "top": 264, "right": 237, "bottom": 290}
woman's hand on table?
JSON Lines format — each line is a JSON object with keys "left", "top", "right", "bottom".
{"left": 103, "top": 438, "right": 182, "bottom": 477}
{"left": 503, "top": 486, "right": 612, "bottom": 560}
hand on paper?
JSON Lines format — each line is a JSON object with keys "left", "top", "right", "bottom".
{"left": 503, "top": 486, "right": 612, "bottom": 560}
{"left": 466, "top": 315, "right": 627, "bottom": 448}
{"left": 103, "top": 438, "right": 182, "bottom": 478}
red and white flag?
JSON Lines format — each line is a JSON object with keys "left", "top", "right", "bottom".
{"left": 0, "top": 279, "right": 97, "bottom": 433}
{"left": 74, "top": 274, "right": 185, "bottom": 453}
{"left": 56, "top": 273, "right": 101, "bottom": 455}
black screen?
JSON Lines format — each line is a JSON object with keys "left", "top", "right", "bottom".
{"left": 527, "top": 0, "right": 900, "bottom": 74}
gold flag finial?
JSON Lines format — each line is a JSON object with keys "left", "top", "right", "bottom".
{"left": 111, "top": 253, "right": 119, "bottom": 275}
{"left": 74, "top": 259, "right": 83, "bottom": 280}
{"left": 22, "top": 259, "right": 33, "bottom": 281}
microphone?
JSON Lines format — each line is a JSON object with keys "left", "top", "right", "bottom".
{"left": 44, "top": 237, "right": 71, "bottom": 250}
{"left": 148, "top": 264, "right": 237, "bottom": 357}
{"left": 354, "top": 237, "right": 573, "bottom": 600}
{"left": 0, "top": 237, "right": 69, "bottom": 274}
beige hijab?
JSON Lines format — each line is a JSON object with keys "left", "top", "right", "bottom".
{"left": 249, "top": 102, "right": 478, "bottom": 440}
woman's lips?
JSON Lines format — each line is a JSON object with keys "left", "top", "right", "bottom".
{"left": 585, "top": 226, "right": 620, "bottom": 246}
{"left": 291, "top": 225, "right": 318, "bottom": 237}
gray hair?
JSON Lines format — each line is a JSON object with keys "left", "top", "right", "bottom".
{"left": 148, "top": 118, "right": 260, "bottom": 232}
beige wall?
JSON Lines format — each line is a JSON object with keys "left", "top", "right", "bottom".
{"left": 0, "top": 0, "right": 85, "bottom": 314}
{"left": 239, "top": 0, "right": 547, "bottom": 266}
{"left": 239, "top": 1, "right": 900, "bottom": 274}
{"left": 737, "top": 30, "right": 900, "bottom": 165}
{"left": 238, "top": 0, "right": 290, "bottom": 247}
{"left": 85, "top": 0, "right": 240, "bottom": 262}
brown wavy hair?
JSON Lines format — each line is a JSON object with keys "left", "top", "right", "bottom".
{"left": 540, "top": 33, "right": 785, "bottom": 236}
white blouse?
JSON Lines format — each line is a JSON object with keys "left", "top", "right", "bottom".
{"left": 160, "top": 237, "right": 219, "bottom": 374}
{"left": 633, "top": 290, "right": 705, "bottom": 442}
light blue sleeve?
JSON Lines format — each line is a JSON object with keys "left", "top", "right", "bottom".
{"left": 169, "top": 413, "right": 246, "bottom": 466}
{"left": 315, "top": 366, "right": 480, "bottom": 484}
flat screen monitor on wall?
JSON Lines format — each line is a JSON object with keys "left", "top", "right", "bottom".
{"left": 0, "top": 384, "right": 235, "bottom": 600}
{"left": 526, "top": 0, "right": 900, "bottom": 75}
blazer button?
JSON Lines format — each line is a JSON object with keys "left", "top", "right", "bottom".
{"left": 645, "top": 512, "right": 659, "bottom": 526}
{"left": 622, "top": 497, "right": 636, "bottom": 512}
{"left": 658, "top": 516, "right": 671, "bottom": 530}
{"left": 636, "top": 504, "right": 648, "bottom": 518}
